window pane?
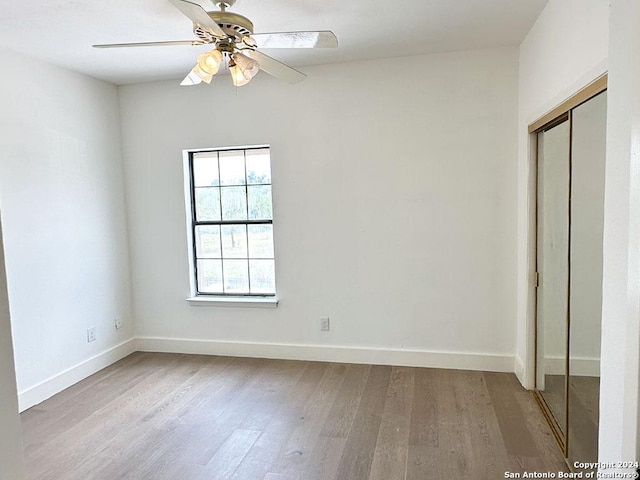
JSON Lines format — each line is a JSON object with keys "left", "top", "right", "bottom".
{"left": 221, "top": 186, "right": 248, "bottom": 221}
{"left": 221, "top": 225, "right": 247, "bottom": 258}
{"left": 249, "top": 260, "right": 275, "bottom": 294}
{"left": 248, "top": 225, "right": 274, "bottom": 258}
{"left": 195, "top": 187, "right": 221, "bottom": 221}
{"left": 193, "top": 153, "right": 219, "bottom": 187}
{"left": 248, "top": 185, "right": 272, "bottom": 220}
{"left": 246, "top": 149, "right": 271, "bottom": 185}
{"left": 197, "top": 259, "right": 223, "bottom": 293}
{"left": 195, "top": 225, "right": 221, "bottom": 258}
{"left": 219, "top": 150, "right": 246, "bottom": 186}
{"left": 223, "top": 259, "right": 249, "bottom": 293}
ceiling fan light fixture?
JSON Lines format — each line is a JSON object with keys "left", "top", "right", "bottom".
{"left": 229, "top": 52, "right": 259, "bottom": 86}
{"left": 192, "top": 65, "right": 213, "bottom": 83}
{"left": 229, "top": 61, "right": 251, "bottom": 87}
{"left": 193, "top": 49, "right": 223, "bottom": 83}
{"left": 233, "top": 52, "right": 260, "bottom": 78}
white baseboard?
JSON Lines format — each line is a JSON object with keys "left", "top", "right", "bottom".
{"left": 18, "top": 338, "right": 137, "bottom": 412}
{"left": 136, "top": 337, "right": 514, "bottom": 373}
{"left": 571, "top": 357, "right": 600, "bottom": 377}
{"left": 514, "top": 354, "right": 529, "bottom": 388}
{"left": 16, "top": 337, "right": 518, "bottom": 411}
{"left": 541, "top": 356, "right": 600, "bottom": 377}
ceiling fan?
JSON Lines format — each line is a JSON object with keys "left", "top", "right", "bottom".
{"left": 93, "top": 0, "right": 338, "bottom": 87}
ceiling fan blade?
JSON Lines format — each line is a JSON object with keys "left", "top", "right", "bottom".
{"left": 244, "top": 49, "right": 306, "bottom": 84}
{"left": 93, "top": 40, "right": 203, "bottom": 48}
{"left": 180, "top": 69, "right": 202, "bottom": 86}
{"left": 250, "top": 31, "right": 338, "bottom": 49}
{"left": 168, "top": 0, "right": 225, "bottom": 38}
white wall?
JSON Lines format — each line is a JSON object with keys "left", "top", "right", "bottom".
{"left": 599, "top": 0, "right": 640, "bottom": 468}
{"left": 516, "top": 0, "right": 609, "bottom": 386}
{"left": 0, "top": 219, "right": 24, "bottom": 480}
{"left": 120, "top": 47, "right": 519, "bottom": 371}
{"left": 0, "top": 47, "right": 135, "bottom": 410}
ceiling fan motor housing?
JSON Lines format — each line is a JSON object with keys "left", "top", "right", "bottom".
{"left": 194, "top": 11, "right": 254, "bottom": 43}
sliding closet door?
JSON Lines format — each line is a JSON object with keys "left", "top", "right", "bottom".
{"left": 567, "top": 91, "right": 606, "bottom": 466}
{"left": 536, "top": 118, "right": 571, "bottom": 440}
{"left": 533, "top": 82, "right": 607, "bottom": 464}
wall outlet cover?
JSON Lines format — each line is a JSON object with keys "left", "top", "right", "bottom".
{"left": 320, "top": 317, "right": 330, "bottom": 331}
{"left": 87, "top": 327, "right": 97, "bottom": 343}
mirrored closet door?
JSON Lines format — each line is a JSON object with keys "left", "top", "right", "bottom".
{"left": 533, "top": 81, "right": 607, "bottom": 468}
{"left": 536, "top": 116, "right": 570, "bottom": 443}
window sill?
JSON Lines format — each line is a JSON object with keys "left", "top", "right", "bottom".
{"left": 186, "top": 296, "right": 279, "bottom": 308}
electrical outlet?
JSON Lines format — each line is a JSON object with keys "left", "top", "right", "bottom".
{"left": 87, "top": 327, "right": 97, "bottom": 343}
{"left": 320, "top": 317, "right": 330, "bottom": 331}
{"left": 115, "top": 317, "right": 123, "bottom": 330}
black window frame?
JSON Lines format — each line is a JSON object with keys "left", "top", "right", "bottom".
{"left": 187, "top": 145, "right": 276, "bottom": 297}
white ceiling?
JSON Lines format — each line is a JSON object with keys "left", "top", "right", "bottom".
{"left": 0, "top": 0, "right": 547, "bottom": 85}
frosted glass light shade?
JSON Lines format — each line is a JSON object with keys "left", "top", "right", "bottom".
{"left": 229, "top": 52, "right": 259, "bottom": 86}
{"left": 230, "top": 63, "right": 251, "bottom": 86}
{"left": 193, "top": 49, "right": 223, "bottom": 83}
{"left": 233, "top": 53, "right": 260, "bottom": 78}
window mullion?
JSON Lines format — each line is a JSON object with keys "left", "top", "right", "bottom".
{"left": 217, "top": 151, "right": 226, "bottom": 294}
{"left": 243, "top": 150, "right": 251, "bottom": 294}
{"left": 245, "top": 223, "right": 251, "bottom": 294}
{"left": 194, "top": 219, "right": 272, "bottom": 226}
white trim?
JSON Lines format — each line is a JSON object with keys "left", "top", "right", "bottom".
{"left": 514, "top": 354, "right": 527, "bottom": 387}
{"left": 17, "top": 338, "right": 136, "bottom": 412}
{"left": 571, "top": 357, "right": 601, "bottom": 377}
{"left": 523, "top": 130, "right": 538, "bottom": 391}
{"left": 15, "top": 337, "right": 518, "bottom": 412}
{"left": 539, "top": 355, "right": 600, "bottom": 377}
{"left": 182, "top": 152, "right": 197, "bottom": 297}
{"left": 136, "top": 336, "right": 514, "bottom": 373}
{"left": 186, "top": 296, "right": 278, "bottom": 307}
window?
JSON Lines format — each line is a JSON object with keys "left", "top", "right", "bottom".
{"left": 185, "top": 146, "right": 276, "bottom": 297}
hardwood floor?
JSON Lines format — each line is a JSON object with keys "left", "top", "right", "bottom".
{"left": 21, "top": 353, "right": 567, "bottom": 480}
{"left": 537, "top": 374, "right": 600, "bottom": 466}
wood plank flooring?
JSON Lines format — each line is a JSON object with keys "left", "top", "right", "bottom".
{"left": 21, "top": 353, "right": 567, "bottom": 480}
{"left": 537, "top": 374, "right": 600, "bottom": 467}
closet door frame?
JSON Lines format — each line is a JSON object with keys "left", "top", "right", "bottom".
{"left": 530, "top": 74, "right": 607, "bottom": 459}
